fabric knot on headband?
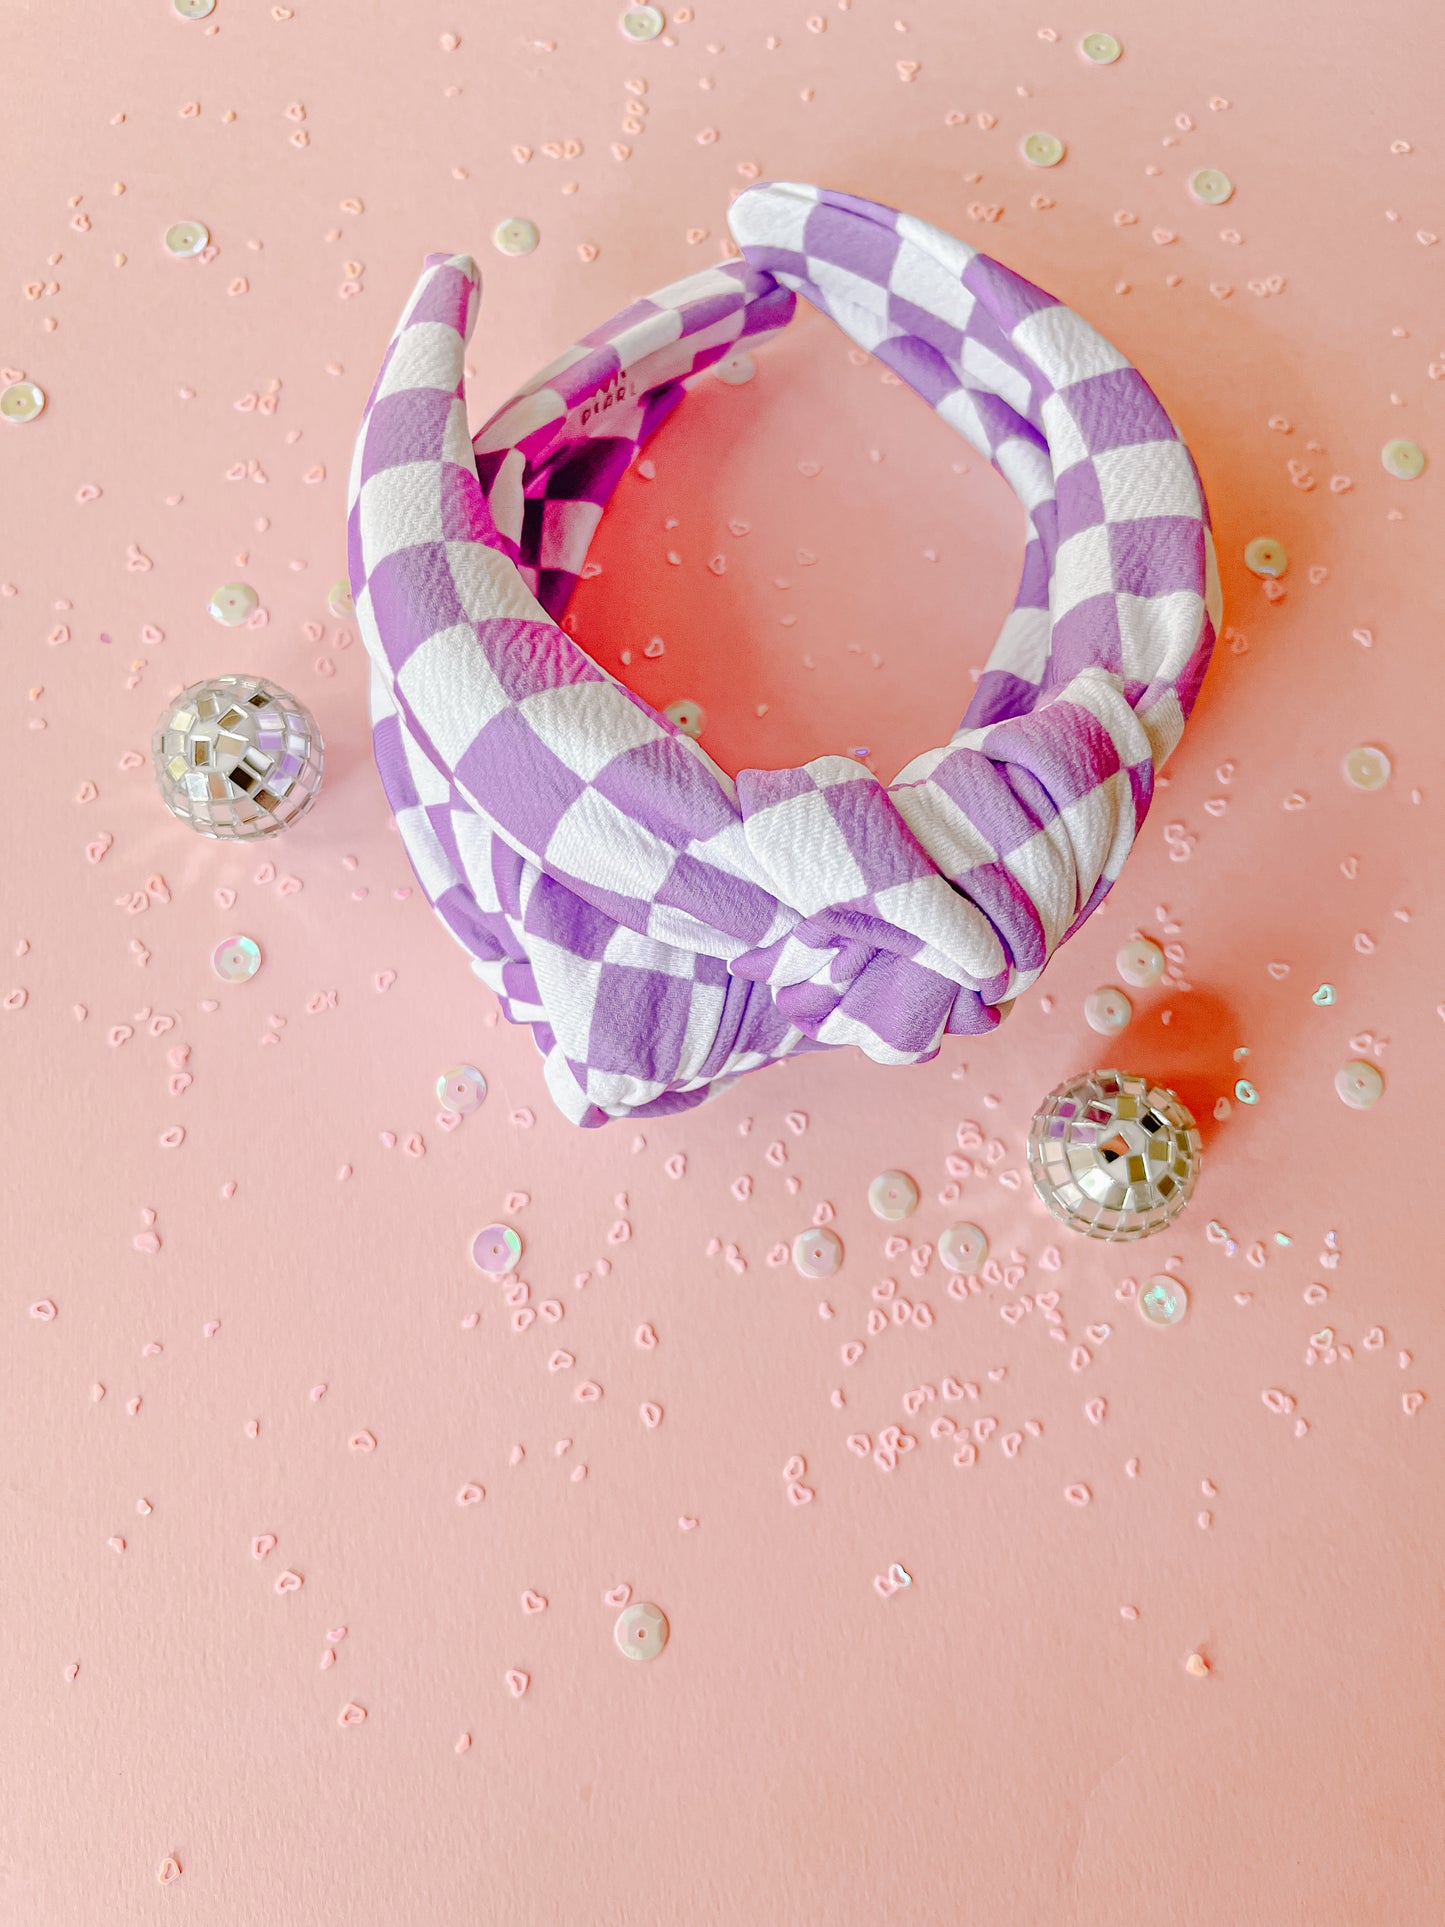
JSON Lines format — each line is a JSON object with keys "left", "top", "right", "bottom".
{"left": 347, "top": 183, "right": 1220, "bottom": 1126}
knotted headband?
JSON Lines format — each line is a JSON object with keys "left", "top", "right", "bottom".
{"left": 347, "top": 183, "right": 1220, "bottom": 1127}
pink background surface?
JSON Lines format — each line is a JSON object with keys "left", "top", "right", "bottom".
{"left": 3, "top": 2, "right": 1442, "bottom": 1921}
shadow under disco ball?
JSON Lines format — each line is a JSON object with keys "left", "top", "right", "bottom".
{"left": 152, "top": 675, "right": 324, "bottom": 838}
{"left": 1026, "top": 1068, "right": 1201, "bottom": 1241}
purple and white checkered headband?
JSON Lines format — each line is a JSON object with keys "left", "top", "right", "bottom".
{"left": 347, "top": 182, "right": 1220, "bottom": 1127}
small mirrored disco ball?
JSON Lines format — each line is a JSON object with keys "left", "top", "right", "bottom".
{"left": 1026, "top": 1068, "right": 1201, "bottom": 1241}
{"left": 152, "top": 675, "right": 324, "bottom": 838}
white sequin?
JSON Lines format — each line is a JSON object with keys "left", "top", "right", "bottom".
{"left": 164, "top": 221, "right": 210, "bottom": 257}
{"left": 614, "top": 1601, "right": 669, "bottom": 1659}
{"left": 867, "top": 1171, "right": 919, "bottom": 1221}
{"left": 1079, "top": 31, "right": 1121, "bottom": 63}
{"left": 1188, "top": 167, "right": 1234, "bottom": 206}
{"left": 1335, "top": 1060, "right": 1383, "bottom": 1109}
{"left": 213, "top": 936, "right": 261, "bottom": 982}
{"left": 0, "top": 381, "right": 46, "bottom": 424}
{"left": 208, "top": 582, "right": 258, "bottom": 627}
{"left": 1138, "top": 1275, "right": 1189, "bottom": 1327}
{"left": 1021, "top": 131, "right": 1066, "bottom": 168}
{"left": 1380, "top": 438, "right": 1426, "bottom": 480}
{"left": 1343, "top": 745, "right": 1391, "bottom": 792}
{"left": 1115, "top": 938, "right": 1165, "bottom": 987}
{"left": 492, "top": 218, "right": 540, "bottom": 257}
{"left": 619, "top": 4, "right": 665, "bottom": 39}
{"left": 1084, "top": 985, "right": 1133, "bottom": 1034}
{"left": 1243, "top": 536, "right": 1287, "bottom": 579}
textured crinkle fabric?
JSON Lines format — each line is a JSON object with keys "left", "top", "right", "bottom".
{"left": 347, "top": 182, "right": 1220, "bottom": 1127}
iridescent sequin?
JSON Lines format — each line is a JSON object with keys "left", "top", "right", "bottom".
{"left": 619, "top": 4, "right": 665, "bottom": 39}
{"left": 1343, "top": 745, "right": 1391, "bottom": 792}
{"left": 0, "top": 380, "right": 46, "bottom": 424}
{"left": 1084, "top": 985, "right": 1133, "bottom": 1034}
{"left": 938, "top": 1223, "right": 988, "bottom": 1274}
{"left": 1188, "top": 167, "right": 1234, "bottom": 205}
{"left": 437, "top": 1064, "right": 487, "bottom": 1114}
{"left": 867, "top": 1170, "right": 919, "bottom": 1221}
{"left": 1138, "top": 1274, "right": 1189, "bottom": 1327}
{"left": 1079, "top": 31, "right": 1122, "bottom": 63}
{"left": 1335, "top": 1060, "right": 1383, "bottom": 1109}
{"left": 1022, "top": 131, "right": 1066, "bottom": 167}
{"left": 663, "top": 699, "right": 706, "bottom": 738}
{"left": 208, "top": 582, "right": 258, "bottom": 627}
{"left": 1244, "top": 536, "right": 1287, "bottom": 579}
{"left": 164, "top": 220, "right": 210, "bottom": 257}
{"left": 471, "top": 1224, "right": 523, "bottom": 1274}
{"left": 614, "top": 1601, "right": 669, "bottom": 1660}
{"left": 791, "top": 1227, "right": 843, "bottom": 1278}
{"left": 1380, "top": 437, "right": 1426, "bottom": 481}
{"left": 213, "top": 935, "right": 261, "bottom": 982}
{"left": 492, "top": 218, "right": 540, "bottom": 256}
{"left": 1115, "top": 938, "right": 1165, "bottom": 987}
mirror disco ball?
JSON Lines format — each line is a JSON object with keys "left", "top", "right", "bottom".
{"left": 152, "top": 675, "right": 324, "bottom": 839}
{"left": 1026, "top": 1068, "right": 1201, "bottom": 1241}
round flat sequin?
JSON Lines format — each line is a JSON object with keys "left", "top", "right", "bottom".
{"left": 711, "top": 350, "right": 755, "bottom": 385}
{"left": 1084, "top": 985, "right": 1133, "bottom": 1034}
{"left": 208, "top": 582, "right": 258, "bottom": 627}
{"left": 1080, "top": 30, "right": 1122, "bottom": 63}
{"left": 1188, "top": 167, "right": 1234, "bottom": 205}
{"left": 1335, "top": 1059, "right": 1384, "bottom": 1109}
{"left": 614, "top": 1601, "right": 668, "bottom": 1660}
{"left": 164, "top": 220, "right": 210, "bottom": 257}
{"left": 0, "top": 380, "right": 46, "bottom": 424}
{"left": 1343, "top": 744, "right": 1391, "bottom": 791}
{"left": 1138, "top": 1274, "right": 1189, "bottom": 1327}
{"left": 619, "top": 4, "right": 665, "bottom": 38}
{"left": 436, "top": 1064, "right": 487, "bottom": 1114}
{"left": 471, "top": 1224, "right": 523, "bottom": 1274}
{"left": 663, "top": 699, "right": 706, "bottom": 738}
{"left": 1380, "top": 437, "right": 1426, "bottom": 481}
{"left": 492, "top": 218, "right": 539, "bottom": 257}
{"left": 1022, "top": 131, "right": 1066, "bottom": 167}
{"left": 792, "top": 1227, "right": 843, "bottom": 1279}
{"left": 1244, "top": 536, "right": 1287, "bottom": 579}
{"left": 867, "top": 1170, "right": 919, "bottom": 1221}
{"left": 327, "top": 579, "right": 354, "bottom": 618}
{"left": 938, "top": 1223, "right": 988, "bottom": 1274}
{"left": 173, "top": 0, "right": 216, "bottom": 14}
{"left": 1115, "top": 938, "right": 1165, "bottom": 988}
{"left": 213, "top": 935, "right": 261, "bottom": 982}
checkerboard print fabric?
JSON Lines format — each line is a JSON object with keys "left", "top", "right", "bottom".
{"left": 347, "top": 182, "right": 1220, "bottom": 1127}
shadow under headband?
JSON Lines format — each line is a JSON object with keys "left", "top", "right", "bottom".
{"left": 347, "top": 182, "right": 1220, "bottom": 1127}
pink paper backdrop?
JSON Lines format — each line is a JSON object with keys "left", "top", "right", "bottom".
{"left": 4, "top": 2, "right": 1442, "bottom": 1921}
